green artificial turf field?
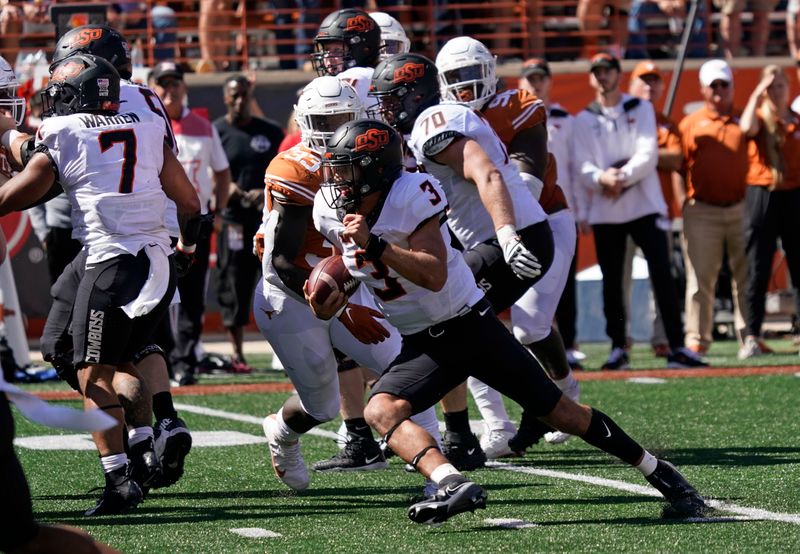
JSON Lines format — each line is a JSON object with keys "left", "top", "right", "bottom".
{"left": 9, "top": 340, "right": 800, "bottom": 553}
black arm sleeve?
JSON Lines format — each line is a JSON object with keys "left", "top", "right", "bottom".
{"left": 20, "top": 148, "right": 63, "bottom": 210}
{"left": 271, "top": 201, "right": 314, "bottom": 299}
{"left": 508, "top": 124, "right": 548, "bottom": 181}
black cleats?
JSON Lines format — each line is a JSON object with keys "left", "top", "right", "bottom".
{"left": 85, "top": 465, "right": 143, "bottom": 516}
{"left": 407, "top": 476, "right": 487, "bottom": 524}
{"left": 153, "top": 417, "right": 192, "bottom": 487}
{"left": 441, "top": 431, "right": 486, "bottom": 471}
{"left": 130, "top": 437, "right": 163, "bottom": 492}
{"left": 646, "top": 460, "right": 709, "bottom": 518}
{"left": 507, "top": 412, "right": 551, "bottom": 454}
{"left": 312, "top": 435, "right": 388, "bottom": 472}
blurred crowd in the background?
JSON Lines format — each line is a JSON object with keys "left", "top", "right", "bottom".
{"left": 2, "top": 1, "right": 800, "bottom": 75}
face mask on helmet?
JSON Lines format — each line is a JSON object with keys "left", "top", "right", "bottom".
{"left": 321, "top": 120, "right": 403, "bottom": 212}
{"left": 436, "top": 37, "right": 497, "bottom": 110}
{"left": 0, "top": 85, "right": 25, "bottom": 128}
{"left": 321, "top": 159, "right": 365, "bottom": 211}
{"left": 311, "top": 41, "right": 351, "bottom": 77}
{"left": 295, "top": 77, "right": 364, "bottom": 152}
{"left": 368, "top": 88, "right": 410, "bottom": 131}
{"left": 41, "top": 81, "right": 80, "bottom": 117}
{"left": 301, "top": 111, "right": 358, "bottom": 151}
{"left": 382, "top": 40, "right": 407, "bottom": 57}
{"left": 440, "top": 63, "right": 495, "bottom": 108}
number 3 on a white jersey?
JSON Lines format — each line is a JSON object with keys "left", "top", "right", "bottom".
{"left": 99, "top": 129, "right": 137, "bottom": 193}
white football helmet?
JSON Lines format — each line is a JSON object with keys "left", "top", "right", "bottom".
{"left": 0, "top": 55, "right": 25, "bottom": 127}
{"left": 370, "top": 12, "right": 411, "bottom": 61}
{"left": 295, "top": 76, "right": 364, "bottom": 152}
{"left": 435, "top": 36, "right": 497, "bottom": 110}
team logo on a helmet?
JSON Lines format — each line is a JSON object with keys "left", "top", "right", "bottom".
{"left": 345, "top": 15, "right": 375, "bottom": 33}
{"left": 51, "top": 60, "right": 84, "bottom": 81}
{"left": 70, "top": 28, "right": 104, "bottom": 47}
{"left": 392, "top": 63, "right": 425, "bottom": 84}
{"left": 355, "top": 128, "right": 389, "bottom": 152}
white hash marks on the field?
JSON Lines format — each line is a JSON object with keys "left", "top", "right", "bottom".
{"left": 484, "top": 518, "right": 538, "bottom": 529}
{"left": 14, "top": 431, "right": 266, "bottom": 450}
{"left": 489, "top": 461, "right": 800, "bottom": 526}
{"left": 174, "top": 402, "right": 340, "bottom": 439}
{"left": 230, "top": 528, "right": 282, "bottom": 538}
{"left": 626, "top": 377, "right": 667, "bottom": 384}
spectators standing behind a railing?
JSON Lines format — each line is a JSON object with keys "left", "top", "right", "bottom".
{"left": 518, "top": 58, "right": 586, "bottom": 370}
{"left": 0, "top": 0, "right": 53, "bottom": 67}
{"left": 627, "top": 0, "right": 708, "bottom": 59}
{"left": 737, "top": 65, "right": 800, "bottom": 359}
{"left": 198, "top": 0, "right": 233, "bottom": 72}
{"left": 577, "top": 0, "right": 631, "bottom": 59}
{"left": 573, "top": 53, "right": 707, "bottom": 370}
{"left": 713, "top": 0, "right": 779, "bottom": 58}
{"left": 213, "top": 75, "right": 284, "bottom": 371}
{"left": 678, "top": 59, "right": 749, "bottom": 354}
{"left": 626, "top": 60, "right": 684, "bottom": 358}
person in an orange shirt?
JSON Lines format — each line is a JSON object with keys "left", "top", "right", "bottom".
{"left": 627, "top": 60, "right": 684, "bottom": 357}
{"left": 738, "top": 65, "right": 800, "bottom": 359}
{"left": 679, "top": 59, "right": 749, "bottom": 354}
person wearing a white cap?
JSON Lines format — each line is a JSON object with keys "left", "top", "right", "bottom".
{"left": 573, "top": 53, "right": 708, "bottom": 371}
{"left": 678, "top": 59, "right": 749, "bottom": 355}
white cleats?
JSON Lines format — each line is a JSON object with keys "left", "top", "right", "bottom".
{"left": 262, "top": 414, "right": 309, "bottom": 491}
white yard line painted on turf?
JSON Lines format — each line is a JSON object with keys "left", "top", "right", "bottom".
{"left": 626, "top": 377, "right": 667, "bottom": 384}
{"left": 174, "top": 402, "right": 800, "bottom": 526}
{"left": 794, "top": 372, "right": 800, "bottom": 378}
{"left": 15, "top": 431, "right": 265, "bottom": 450}
{"left": 485, "top": 518, "right": 538, "bottom": 529}
{"left": 174, "top": 403, "right": 339, "bottom": 440}
{"left": 488, "top": 461, "right": 800, "bottom": 526}
{"left": 230, "top": 528, "right": 282, "bottom": 538}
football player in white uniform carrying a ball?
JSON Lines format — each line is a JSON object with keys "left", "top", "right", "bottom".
{"left": 254, "top": 76, "right": 441, "bottom": 492}
{"left": 311, "top": 118, "right": 709, "bottom": 525}
{"left": 306, "top": 7, "right": 435, "bottom": 474}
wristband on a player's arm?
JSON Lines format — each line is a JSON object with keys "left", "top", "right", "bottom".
{"left": 364, "top": 233, "right": 387, "bottom": 261}
{"left": 176, "top": 239, "right": 196, "bottom": 255}
{"left": 496, "top": 224, "right": 519, "bottom": 247}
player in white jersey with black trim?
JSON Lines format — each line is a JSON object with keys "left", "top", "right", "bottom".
{"left": 311, "top": 118, "right": 709, "bottom": 525}
{"left": 2, "top": 25, "right": 195, "bottom": 493}
{"left": 370, "top": 53, "right": 552, "bottom": 469}
{"left": 307, "top": 6, "right": 416, "bottom": 470}
{"left": 0, "top": 54, "right": 203, "bottom": 516}
{"left": 436, "top": 38, "right": 581, "bottom": 455}
{"left": 46, "top": 24, "right": 195, "bottom": 485}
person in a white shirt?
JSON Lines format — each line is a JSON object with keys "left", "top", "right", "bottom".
{"left": 573, "top": 52, "right": 707, "bottom": 371}
{"left": 149, "top": 61, "right": 231, "bottom": 387}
